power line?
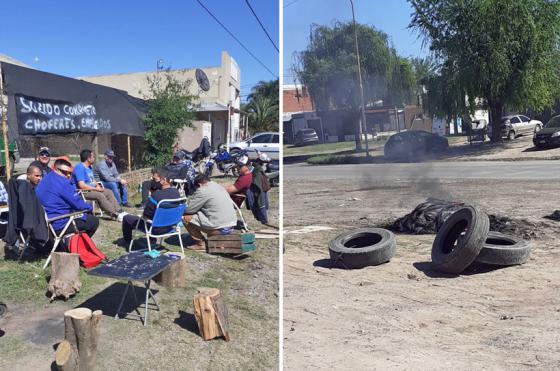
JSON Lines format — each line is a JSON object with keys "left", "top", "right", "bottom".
{"left": 284, "top": 0, "right": 302, "bottom": 8}
{"left": 244, "top": 0, "right": 279, "bottom": 52}
{"left": 195, "top": 0, "right": 277, "bottom": 78}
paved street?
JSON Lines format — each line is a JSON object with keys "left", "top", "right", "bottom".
{"left": 285, "top": 160, "right": 560, "bottom": 180}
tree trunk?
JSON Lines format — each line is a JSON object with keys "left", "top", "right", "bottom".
{"left": 61, "top": 308, "right": 103, "bottom": 371}
{"left": 55, "top": 340, "right": 79, "bottom": 371}
{"left": 489, "top": 100, "right": 504, "bottom": 143}
{"left": 48, "top": 252, "right": 81, "bottom": 301}
{"left": 153, "top": 253, "right": 186, "bottom": 288}
{"left": 193, "top": 288, "right": 230, "bottom": 341}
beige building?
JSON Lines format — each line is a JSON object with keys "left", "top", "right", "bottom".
{"left": 79, "top": 51, "right": 241, "bottom": 150}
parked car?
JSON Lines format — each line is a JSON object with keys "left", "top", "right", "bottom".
{"left": 293, "top": 128, "right": 319, "bottom": 146}
{"left": 229, "top": 132, "right": 279, "bottom": 160}
{"left": 492, "top": 115, "right": 543, "bottom": 140}
{"left": 533, "top": 115, "right": 560, "bottom": 148}
{"left": 384, "top": 130, "right": 449, "bottom": 160}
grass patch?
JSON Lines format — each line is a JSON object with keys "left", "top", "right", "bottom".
{"left": 307, "top": 154, "right": 381, "bottom": 165}
{"left": 284, "top": 138, "right": 387, "bottom": 157}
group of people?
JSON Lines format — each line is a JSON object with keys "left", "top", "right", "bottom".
{"left": 3, "top": 144, "right": 272, "bottom": 259}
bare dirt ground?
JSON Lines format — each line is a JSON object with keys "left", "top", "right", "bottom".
{"left": 0, "top": 183, "right": 279, "bottom": 371}
{"left": 283, "top": 176, "right": 560, "bottom": 370}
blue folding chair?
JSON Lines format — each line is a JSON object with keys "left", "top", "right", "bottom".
{"left": 128, "top": 197, "right": 187, "bottom": 253}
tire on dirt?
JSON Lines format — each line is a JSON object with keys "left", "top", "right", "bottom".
{"left": 431, "top": 206, "right": 489, "bottom": 274}
{"left": 328, "top": 228, "right": 396, "bottom": 269}
{"left": 475, "top": 231, "right": 530, "bottom": 266}
{"left": 0, "top": 302, "right": 6, "bottom": 318}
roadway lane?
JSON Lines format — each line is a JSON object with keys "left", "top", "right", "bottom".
{"left": 285, "top": 160, "right": 560, "bottom": 180}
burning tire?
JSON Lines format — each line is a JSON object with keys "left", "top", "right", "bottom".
{"left": 431, "top": 206, "right": 489, "bottom": 274}
{"left": 475, "top": 231, "right": 530, "bottom": 266}
{"left": 328, "top": 228, "right": 396, "bottom": 269}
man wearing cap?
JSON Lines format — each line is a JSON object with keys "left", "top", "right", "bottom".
{"left": 36, "top": 158, "right": 99, "bottom": 237}
{"left": 94, "top": 149, "right": 130, "bottom": 207}
{"left": 73, "top": 149, "right": 122, "bottom": 220}
{"left": 30, "top": 147, "right": 53, "bottom": 177}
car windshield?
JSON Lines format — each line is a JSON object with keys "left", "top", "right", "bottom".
{"left": 545, "top": 116, "right": 560, "bottom": 128}
{"left": 300, "top": 129, "right": 315, "bottom": 134}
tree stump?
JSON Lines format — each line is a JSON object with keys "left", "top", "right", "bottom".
{"left": 55, "top": 308, "right": 102, "bottom": 371}
{"left": 193, "top": 288, "right": 230, "bottom": 341}
{"left": 153, "top": 253, "right": 186, "bottom": 288}
{"left": 48, "top": 252, "right": 81, "bottom": 301}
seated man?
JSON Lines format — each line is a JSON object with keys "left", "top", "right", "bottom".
{"left": 36, "top": 158, "right": 99, "bottom": 237}
{"left": 224, "top": 155, "right": 253, "bottom": 207}
{"left": 121, "top": 168, "right": 181, "bottom": 245}
{"left": 29, "top": 147, "right": 53, "bottom": 177}
{"left": 165, "top": 151, "right": 196, "bottom": 195}
{"left": 139, "top": 168, "right": 162, "bottom": 206}
{"left": 183, "top": 174, "right": 237, "bottom": 251}
{"left": 26, "top": 164, "right": 43, "bottom": 187}
{"left": 94, "top": 149, "right": 130, "bottom": 207}
{"left": 73, "top": 149, "right": 122, "bottom": 219}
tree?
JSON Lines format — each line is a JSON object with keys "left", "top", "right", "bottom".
{"left": 409, "top": 0, "right": 560, "bottom": 141}
{"left": 245, "top": 79, "right": 279, "bottom": 133}
{"left": 142, "top": 71, "right": 198, "bottom": 166}
{"left": 245, "top": 95, "right": 279, "bottom": 132}
{"left": 296, "top": 22, "right": 415, "bottom": 150}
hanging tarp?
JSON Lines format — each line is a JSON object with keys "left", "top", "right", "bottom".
{"left": 1, "top": 62, "right": 147, "bottom": 140}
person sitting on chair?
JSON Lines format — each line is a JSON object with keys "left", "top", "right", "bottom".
{"left": 73, "top": 149, "right": 122, "bottom": 220}
{"left": 165, "top": 151, "right": 196, "bottom": 196}
{"left": 94, "top": 149, "right": 130, "bottom": 207}
{"left": 29, "top": 147, "right": 53, "bottom": 177}
{"left": 36, "top": 158, "right": 99, "bottom": 237}
{"left": 26, "top": 164, "right": 43, "bottom": 187}
{"left": 121, "top": 168, "right": 181, "bottom": 246}
{"left": 183, "top": 174, "right": 237, "bottom": 251}
{"left": 224, "top": 154, "right": 253, "bottom": 207}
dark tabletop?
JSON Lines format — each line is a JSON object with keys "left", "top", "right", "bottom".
{"left": 88, "top": 251, "right": 181, "bottom": 281}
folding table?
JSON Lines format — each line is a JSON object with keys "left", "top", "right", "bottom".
{"left": 88, "top": 251, "right": 181, "bottom": 326}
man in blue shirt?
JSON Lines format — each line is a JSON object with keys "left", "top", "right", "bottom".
{"left": 36, "top": 158, "right": 99, "bottom": 236}
{"left": 74, "top": 149, "right": 121, "bottom": 219}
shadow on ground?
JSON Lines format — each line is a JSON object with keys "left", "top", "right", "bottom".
{"left": 75, "top": 282, "right": 159, "bottom": 320}
{"left": 174, "top": 310, "right": 200, "bottom": 335}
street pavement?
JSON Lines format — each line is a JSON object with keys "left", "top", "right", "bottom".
{"left": 285, "top": 160, "right": 560, "bottom": 180}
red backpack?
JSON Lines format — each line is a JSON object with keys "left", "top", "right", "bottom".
{"left": 68, "top": 233, "right": 107, "bottom": 268}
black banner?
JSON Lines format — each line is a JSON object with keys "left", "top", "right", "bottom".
{"left": 15, "top": 94, "right": 112, "bottom": 135}
{"left": 1, "top": 62, "right": 147, "bottom": 139}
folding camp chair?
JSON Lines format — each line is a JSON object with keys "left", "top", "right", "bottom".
{"left": 232, "top": 198, "right": 249, "bottom": 231}
{"left": 128, "top": 197, "right": 187, "bottom": 254}
{"left": 42, "top": 210, "right": 87, "bottom": 269}
{"left": 79, "top": 182, "right": 105, "bottom": 217}
{"left": 170, "top": 179, "right": 187, "bottom": 198}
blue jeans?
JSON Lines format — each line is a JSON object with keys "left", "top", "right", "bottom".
{"left": 102, "top": 181, "right": 128, "bottom": 205}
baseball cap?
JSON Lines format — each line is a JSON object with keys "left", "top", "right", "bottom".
{"left": 39, "top": 147, "right": 50, "bottom": 156}
{"left": 104, "top": 149, "right": 115, "bottom": 157}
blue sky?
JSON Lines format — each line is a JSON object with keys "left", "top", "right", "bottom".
{"left": 283, "top": 0, "right": 428, "bottom": 83}
{"left": 0, "top": 0, "right": 279, "bottom": 102}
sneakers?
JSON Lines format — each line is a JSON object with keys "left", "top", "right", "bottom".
{"left": 187, "top": 243, "right": 207, "bottom": 252}
{"left": 121, "top": 202, "right": 133, "bottom": 208}
{"left": 117, "top": 212, "right": 128, "bottom": 222}
{"left": 4, "top": 245, "right": 21, "bottom": 260}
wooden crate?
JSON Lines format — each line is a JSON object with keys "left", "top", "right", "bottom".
{"left": 207, "top": 233, "right": 256, "bottom": 255}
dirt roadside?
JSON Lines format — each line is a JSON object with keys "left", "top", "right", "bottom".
{"left": 283, "top": 177, "right": 560, "bottom": 370}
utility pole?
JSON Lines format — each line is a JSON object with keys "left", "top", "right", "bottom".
{"left": 350, "top": 0, "right": 369, "bottom": 156}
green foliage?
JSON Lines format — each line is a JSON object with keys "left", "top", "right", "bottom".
{"left": 409, "top": 0, "right": 560, "bottom": 140}
{"left": 142, "top": 71, "right": 198, "bottom": 166}
{"left": 245, "top": 79, "right": 279, "bottom": 133}
{"left": 296, "top": 22, "right": 416, "bottom": 111}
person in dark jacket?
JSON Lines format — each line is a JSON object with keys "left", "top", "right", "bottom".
{"left": 121, "top": 168, "right": 181, "bottom": 245}
{"left": 3, "top": 177, "right": 50, "bottom": 259}
{"left": 246, "top": 152, "right": 271, "bottom": 225}
{"left": 36, "top": 158, "right": 99, "bottom": 237}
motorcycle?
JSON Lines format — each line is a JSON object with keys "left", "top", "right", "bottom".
{"left": 179, "top": 137, "right": 212, "bottom": 174}
{"left": 205, "top": 145, "right": 248, "bottom": 177}
{"left": 265, "top": 160, "right": 279, "bottom": 187}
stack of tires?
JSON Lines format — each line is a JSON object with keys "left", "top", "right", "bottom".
{"left": 431, "top": 206, "right": 531, "bottom": 274}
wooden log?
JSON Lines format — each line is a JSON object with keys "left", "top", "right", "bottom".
{"left": 153, "top": 253, "right": 186, "bottom": 288}
{"left": 192, "top": 288, "right": 230, "bottom": 341}
{"left": 48, "top": 252, "right": 81, "bottom": 301}
{"left": 63, "top": 308, "right": 103, "bottom": 371}
{"left": 55, "top": 340, "right": 78, "bottom": 371}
